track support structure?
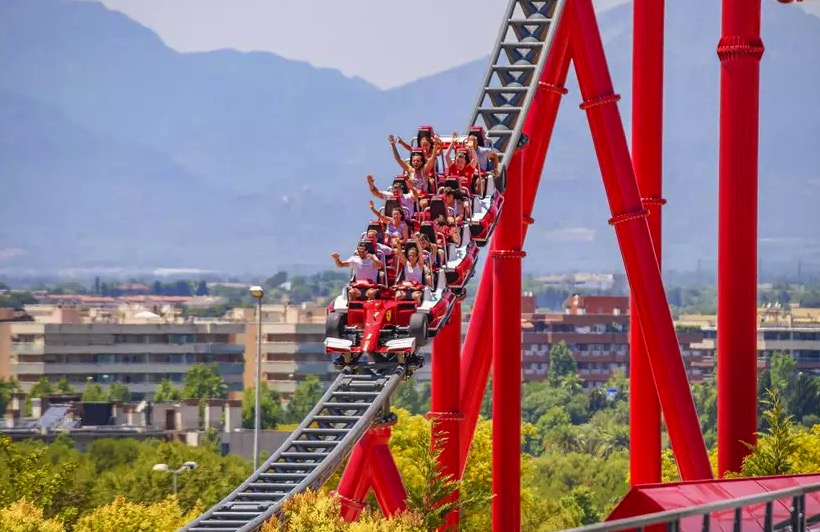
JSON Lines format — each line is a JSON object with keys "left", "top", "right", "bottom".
{"left": 335, "top": 422, "right": 407, "bottom": 521}
{"left": 629, "top": 0, "right": 665, "bottom": 485}
{"left": 568, "top": 0, "right": 712, "bottom": 481}
{"left": 492, "top": 152, "right": 524, "bottom": 532}
{"left": 716, "top": 0, "right": 763, "bottom": 476}
{"left": 429, "top": 303, "right": 464, "bottom": 529}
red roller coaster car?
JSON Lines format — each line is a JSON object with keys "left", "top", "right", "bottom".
{"left": 324, "top": 269, "right": 455, "bottom": 369}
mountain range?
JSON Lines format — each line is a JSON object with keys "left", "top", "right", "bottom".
{"left": 0, "top": 0, "right": 818, "bottom": 277}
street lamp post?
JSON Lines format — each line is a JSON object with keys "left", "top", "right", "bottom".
{"left": 249, "top": 285, "right": 265, "bottom": 470}
{"left": 152, "top": 461, "right": 197, "bottom": 496}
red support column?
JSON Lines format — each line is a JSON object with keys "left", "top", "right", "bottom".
{"left": 491, "top": 152, "right": 524, "bottom": 531}
{"left": 429, "top": 303, "right": 463, "bottom": 529}
{"left": 629, "top": 0, "right": 665, "bottom": 485}
{"left": 368, "top": 424, "right": 408, "bottom": 518}
{"left": 568, "top": 0, "right": 712, "bottom": 480}
{"left": 458, "top": 16, "right": 573, "bottom": 473}
{"left": 716, "top": 0, "right": 763, "bottom": 476}
{"left": 334, "top": 431, "right": 375, "bottom": 522}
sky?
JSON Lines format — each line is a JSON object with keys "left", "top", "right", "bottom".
{"left": 86, "top": 0, "right": 820, "bottom": 89}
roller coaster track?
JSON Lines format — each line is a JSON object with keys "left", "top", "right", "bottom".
{"left": 180, "top": 367, "right": 404, "bottom": 531}
{"left": 180, "top": 1, "right": 567, "bottom": 530}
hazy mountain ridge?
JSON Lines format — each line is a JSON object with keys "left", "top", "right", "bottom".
{"left": 0, "top": 0, "right": 818, "bottom": 275}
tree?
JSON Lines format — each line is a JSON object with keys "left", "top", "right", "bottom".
{"left": 56, "top": 377, "right": 75, "bottom": 394}
{"left": 0, "top": 501, "right": 65, "bottom": 532}
{"left": 0, "top": 378, "right": 20, "bottom": 414}
{"left": 547, "top": 341, "right": 578, "bottom": 385}
{"left": 182, "top": 364, "right": 227, "bottom": 400}
{"left": 108, "top": 382, "right": 131, "bottom": 402}
{"left": 285, "top": 375, "right": 324, "bottom": 423}
{"left": 480, "top": 377, "right": 492, "bottom": 419}
{"left": 264, "top": 271, "right": 288, "bottom": 290}
{"left": 151, "top": 281, "right": 163, "bottom": 295}
{"left": 153, "top": 379, "right": 182, "bottom": 402}
{"left": 195, "top": 280, "right": 209, "bottom": 296}
{"left": 82, "top": 384, "right": 107, "bottom": 402}
{"left": 73, "top": 496, "right": 202, "bottom": 532}
{"left": 392, "top": 378, "right": 425, "bottom": 415}
{"left": 741, "top": 390, "right": 798, "bottom": 476}
{"left": 0, "top": 435, "right": 79, "bottom": 518}
{"left": 30, "top": 377, "right": 54, "bottom": 398}
{"left": 242, "top": 383, "right": 283, "bottom": 430}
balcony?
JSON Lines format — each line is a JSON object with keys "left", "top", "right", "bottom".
{"left": 39, "top": 362, "right": 194, "bottom": 375}
{"left": 42, "top": 342, "right": 244, "bottom": 355}
{"left": 12, "top": 362, "right": 45, "bottom": 375}
{"left": 261, "top": 342, "right": 324, "bottom": 355}
{"left": 11, "top": 343, "right": 44, "bottom": 355}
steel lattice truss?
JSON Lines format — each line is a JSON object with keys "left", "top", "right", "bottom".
{"left": 182, "top": 367, "right": 404, "bottom": 532}
{"left": 468, "top": 0, "right": 567, "bottom": 165}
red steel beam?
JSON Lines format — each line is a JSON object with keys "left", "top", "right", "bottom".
{"left": 567, "top": 0, "right": 712, "bottom": 480}
{"left": 429, "top": 302, "right": 464, "bottom": 528}
{"left": 458, "top": 15, "right": 573, "bottom": 473}
{"left": 491, "top": 150, "right": 524, "bottom": 531}
{"left": 629, "top": 0, "right": 665, "bottom": 485}
{"left": 335, "top": 430, "right": 375, "bottom": 522}
{"left": 368, "top": 424, "right": 408, "bottom": 517}
{"left": 716, "top": 0, "right": 763, "bottom": 476}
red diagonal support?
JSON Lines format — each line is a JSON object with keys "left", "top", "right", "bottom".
{"left": 567, "top": 0, "right": 712, "bottom": 480}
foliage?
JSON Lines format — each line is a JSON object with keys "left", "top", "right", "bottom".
{"left": 73, "top": 496, "right": 202, "bottom": 532}
{"left": 0, "top": 291, "right": 37, "bottom": 310}
{"left": 108, "top": 381, "right": 132, "bottom": 402}
{"left": 153, "top": 379, "right": 182, "bottom": 402}
{"left": 182, "top": 364, "right": 227, "bottom": 400}
{"left": 547, "top": 341, "right": 577, "bottom": 386}
{"left": 285, "top": 375, "right": 324, "bottom": 423}
{"left": 29, "top": 377, "right": 54, "bottom": 398}
{"left": 762, "top": 352, "right": 820, "bottom": 424}
{"left": 243, "top": 382, "right": 284, "bottom": 429}
{"left": 0, "top": 500, "right": 65, "bottom": 532}
{"left": 0, "top": 435, "right": 79, "bottom": 520}
{"left": 270, "top": 490, "right": 425, "bottom": 532}
{"left": 390, "top": 378, "right": 430, "bottom": 416}
{"left": 0, "top": 378, "right": 20, "bottom": 414}
{"left": 55, "top": 378, "right": 75, "bottom": 394}
{"left": 81, "top": 384, "right": 107, "bottom": 402}
{"left": 740, "top": 390, "right": 798, "bottom": 476}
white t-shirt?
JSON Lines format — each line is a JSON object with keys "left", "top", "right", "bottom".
{"left": 475, "top": 146, "right": 493, "bottom": 172}
{"left": 347, "top": 254, "right": 379, "bottom": 282}
{"left": 404, "top": 262, "right": 424, "bottom": 284}
{"left": 408, "top": 170, "right": 430, "bottom": 193}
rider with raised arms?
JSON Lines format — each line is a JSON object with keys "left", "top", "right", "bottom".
{"left": 331, "top": 242, "right": 385, "bottom": 300}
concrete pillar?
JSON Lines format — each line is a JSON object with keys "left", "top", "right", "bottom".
{"left": 224, "top": 399, "right": 243, "bottom": 432}
{"left": 204, "top": 399, "right": 225, "bottom": 430}
{"left": 31, "top": 397, "right": 42, "bottom": 419}
{"left": 10, "top": 393, "right": 24, "bottom": 412}
{"left": 5, "top": 410, "right": 18, "bottom": 428}
{"left": 112, "top": 401, "right": 126, "bottom": 425}
{"left": 124, "top": 404, "right": 136, "bottom": 426}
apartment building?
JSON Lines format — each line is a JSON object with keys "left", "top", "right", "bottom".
{"left": 0, "top": 304, "right": 245, "bottom": 399}
{"left": 239, "top": 302, "right": 335, "bottom": 400}
{"left": 520, "top": 294, "right": 706, "bottom": 388}
{"left": 682, "top": 304, "right": 820, "bottom": 379}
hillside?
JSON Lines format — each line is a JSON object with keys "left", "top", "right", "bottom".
{"left": 0, "top": 0, "right": 818, "bottom": 275}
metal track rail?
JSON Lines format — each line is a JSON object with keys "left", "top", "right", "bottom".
{"left": 179, "top": 366, "right": 405, "bottom": 532}
{"left": 466, "top": 0, "right": 568, "bottom": 167}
